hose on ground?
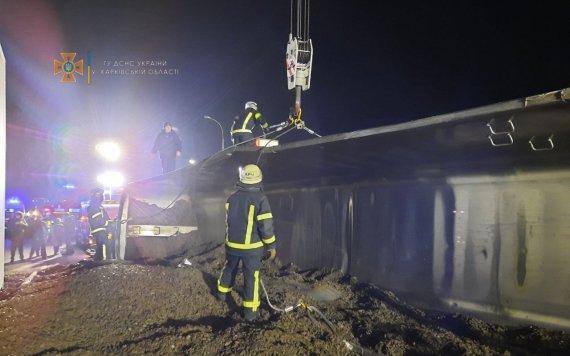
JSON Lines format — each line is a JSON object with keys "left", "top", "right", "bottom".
{"left": 259, "top": 278, "right": 302, "bottom": 313}
{"left": 260, "top": 274, "right": 383, "bottom": 355}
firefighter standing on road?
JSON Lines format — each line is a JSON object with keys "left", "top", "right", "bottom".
{"left": 87, "top": 188, "right": 110, "bottom": 261}
{"left": 231, "top": 102, "right": 270, "bottom": 146}
{"left": 50, "top": 217, "right": 65, "bottom": 255}
{"left": 8, "top": 211, "right": 28, "bottom": 263}
{"left": 29, "top": 213, "right": 48, "bottom": 260}
{"left": 217, "top": 164, "right": 277, "bottom": 321}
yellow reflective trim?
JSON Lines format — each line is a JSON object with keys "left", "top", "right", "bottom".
{"left": 217, "top": 262, "right": 232, "bottom": 293}
{"left": 226, "top": 240, "right": 264, "bottom": 250}
{"left": 217, "top": 285, "right": 232, "bottom": 293}
{"left": 242, "top": 112, "right": 253, "bottom": 130}
{"left": 91, "top": 212, "right": 102, "bottom": 219}
{"left": 262, "top": 235, "right": 276, "bottom": 244}
{"left": 225, "top": 203, "right": 229, "bottom": 241}
{"left": 253, "top": 270, "right": 259, "bottom": 311}
{"left": 257, "top": 212, "right": 273, "bottom": 221}
{"left": 254, "top": 113, "right": 261, "bottom": 119}
{"left": 243, "top": 299, "right": 260, "bottom": 310}
{"left": 231, "top": 128, "right": 252, "bottom": 134}
{"left": 243, "top": 271, "right": 261, "bottom": 311}
{"left": 245, "top": 205, "right": 255, "bottom": 245}
{"left": 261, "top": 122, "right": 268, "bottom": 128}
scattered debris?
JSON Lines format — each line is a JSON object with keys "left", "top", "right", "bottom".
{"left": 1, "top": 239, "right": 569, "bottom": 355}
{"left": 21, "top": 271, "right": 38, "bottom": 285}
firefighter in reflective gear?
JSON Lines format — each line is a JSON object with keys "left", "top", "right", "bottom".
{"left": 87, "top": 188, "right": 110, "bottom": 261}
{"left": 231, "top": 101, "right": 269, "bottom": 146}
{"left": 217, "top": 164, "right": 277, "bottom": 321}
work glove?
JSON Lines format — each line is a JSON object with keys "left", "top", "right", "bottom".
{"left": 267, "top": 248, "right": 277, "bottom": 261}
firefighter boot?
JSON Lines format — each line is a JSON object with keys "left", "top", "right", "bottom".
{"left": 216, "top": 292, "right": 227, "bottom": 302}
{"left": 244, "top": 309, "right": 258, "bottom": 322}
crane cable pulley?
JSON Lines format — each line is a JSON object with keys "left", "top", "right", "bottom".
{"left": 286, "top": 0, "right": 313, "bottom": 116}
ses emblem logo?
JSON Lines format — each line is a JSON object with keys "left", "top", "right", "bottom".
{"left": 53, "top": 53, "right": 84, "bottom": 82}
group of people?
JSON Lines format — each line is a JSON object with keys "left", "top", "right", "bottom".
{"left": 151, "top": 101, "right": 270, "bottom": 174}
{"left": 145, "top": 102, "right": 278, "bottom": 321}
{"left": 7, "top": 188, "right": 117, "bottom": 264}
{"left": 150, "top": 101, "right": 276, "bottom": 322}
{"left": 6, "top": 211, "right": 77, "bottom": 263}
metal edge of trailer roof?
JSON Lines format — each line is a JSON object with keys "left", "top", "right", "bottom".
{"left": 126, "top": 87, "right": 570, "bottom": 187}
{"left": 268, "top": 87, "right": 570, "bottom": 152}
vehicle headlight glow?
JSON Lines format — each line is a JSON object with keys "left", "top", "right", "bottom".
{"left": 95, "top": 141, "right": 121, "bottom": 161}
{"left": 96, "top": 171, "right": 125, "bottom": 188}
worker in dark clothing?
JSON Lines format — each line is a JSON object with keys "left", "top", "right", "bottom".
{"left": 87, "top": 188, "right": 110, "bottom": 261}
{"left": 151, "top": 121, "right": 182, "bottom": 173}
{"left": 63, "top": 214, "right": 76, "bottom": 254}
{"left": 106, "top": 219, "right": 117, "bottom": 260}
{"left": 28, "top": 213, "right": 48, "bottom": 260}
{"left": 50, "top": 218, "right": 65, "bottom": 255}
{"left": 217, "top": 164, "right": 277, "bottom": 321}
{"left": 8, "top": 211, "right": 28, "bottom": 263}
{"left": 231, "top": 102, "right": 270, "bottom": 146}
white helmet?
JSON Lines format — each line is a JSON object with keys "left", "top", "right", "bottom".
{"left": 245, "top": 101, "right": 258, "bottom": 111}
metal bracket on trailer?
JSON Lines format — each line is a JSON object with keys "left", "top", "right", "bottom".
{"left": 529, "top": 134, "right": 554, "bottom": 151}
{"left": 127, "top": 225, "right": 198, "bottom": 238}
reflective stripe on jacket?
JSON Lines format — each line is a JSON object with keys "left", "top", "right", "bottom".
{"left": 225, "top": 182, "right": 276, "bottom": 252}
{"left": 88, "top": 205, "right": 109, "bottom": 235}
{"left": 231, "top": 108, "right": 269, "bottom": 134}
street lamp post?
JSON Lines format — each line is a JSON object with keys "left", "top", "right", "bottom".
{"left": 203, "top": 116, "right": 224, "bottom": 151}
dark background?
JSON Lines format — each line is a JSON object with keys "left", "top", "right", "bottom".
{"left": 1, "top": 0, "right": 569, "bottom": 203}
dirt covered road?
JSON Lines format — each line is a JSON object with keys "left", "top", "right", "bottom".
{"left": 1, "top": 238, "right": 570, "bottom": 355}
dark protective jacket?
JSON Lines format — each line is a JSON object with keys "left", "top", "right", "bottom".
{"left": 87, "top": 202, "right": 110, "bottom": 235}
{"left": 231, "top": 108, "right": 269, "bottom": 135}
{"left": 50, "top": 221, "right": 65, "bottom": 244}
{"left": 29, "top": 219, "right": 48, "bottom": 241}
{"left": 225, "top": 182, "right": 276, "bottom": 256}
{"left": 151, "top": 130, "right": 182, "bottom": 157}
{"left": 7, "top": 217, "right": 28, "bottom": 241}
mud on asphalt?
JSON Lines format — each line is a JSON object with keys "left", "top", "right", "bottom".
{"left": 1, "top": 240, "right": 569, "bottom": 355}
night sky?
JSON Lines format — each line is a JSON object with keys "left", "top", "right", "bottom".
{"left": 1, "top": 0, "right": 570, "bottom": 202}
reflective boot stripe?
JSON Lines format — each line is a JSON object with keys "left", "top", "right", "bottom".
{"left": 243, "top": 270, "right": 260, "bottom": 311}
{"left": 217, "top": 261, "right": 232, "bottom": 293}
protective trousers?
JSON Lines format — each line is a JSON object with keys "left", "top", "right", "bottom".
{"left": 231, "top": 132, "right": 255, "bottom": 146}
{"left": 94, "top": 231, "right": 108, "bottom": 261}
{"left": 160, "top": 153, "right": 176, "bottom": 173}
{"left": 10, "top": 237, "right": 24, "bottom": 262}
{"left": 217, "top": 253, "right": 262, "bottom": 314}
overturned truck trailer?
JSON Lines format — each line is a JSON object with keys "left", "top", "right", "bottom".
{"left": 118, "top": 88, "right": 570, "bottom": 330}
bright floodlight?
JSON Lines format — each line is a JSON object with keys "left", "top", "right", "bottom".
{"left": 95, "top": 141, "right": 121, "bottom": 161}
{"left": 188, "top": 159, "right": 197, "bottom": 165}
{"left": 96, "top": 171, "right": 125, "bottom": 188}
